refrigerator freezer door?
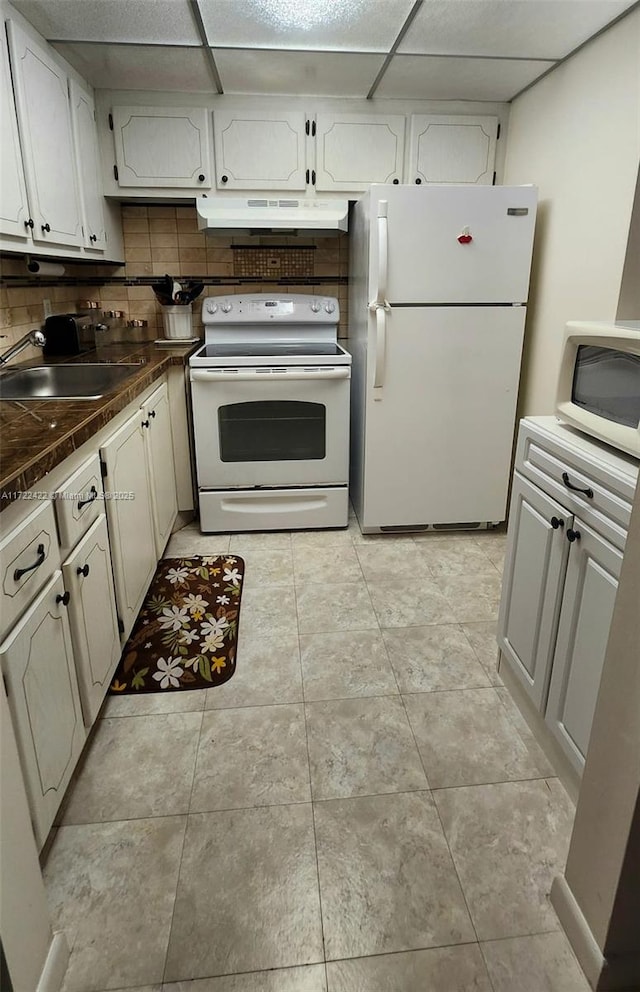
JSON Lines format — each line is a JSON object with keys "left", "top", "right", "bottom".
{"left": 368, "top": 184, "right": 537, "bottom": 305}
{"left": 360, "top": 305, "right": 526, "bottom": 529}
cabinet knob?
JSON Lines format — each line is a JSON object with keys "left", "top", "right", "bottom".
{"left": 550, "top": 516, "right": 564, "bottom": 530}
{"left": 89, "top": 233, "right": 97, "bottom": 242}
{"left": 141, "top": 419, "right": 150, "bottom": 429}
{"left": 198, "top": 174, "right": 205, "bottom": 182}
{"left": 41, "top": 222, "right": 51, "bottom": 233}
{"left": 415, "top": 178, "right": 422, "bottom": 184}
{"left": 566, "top": 528, "right": 581, "bottom": 543}
{"left": 221, "top": 174, "right": 228, "bottom": 183}
{"left": 77, "top": 563, "right": 90, "bottom": 577}
{"left": 24, "top": 217, "right": 34, "bottom": 229}
{"left": 56, "top": 590, "right": 71, "bottom": 606}
{"left": 392, "top": 178, "right": 399, "bottom": 185}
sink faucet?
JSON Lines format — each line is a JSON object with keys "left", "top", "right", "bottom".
{"left": 0, "top": 329, "right": 46, "bottom": 365}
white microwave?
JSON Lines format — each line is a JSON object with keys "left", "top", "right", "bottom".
{"left": 556, "top": 320, "right": 640, "bottom": 458}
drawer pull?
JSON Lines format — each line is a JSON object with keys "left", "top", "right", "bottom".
{"left": 567, "top": 528, "right": 581, "bottom": 543}
{"left": 562, "top": 472, "right": 594, "bottom": 498}
{"left": 77, "top": 564, "right": 90, "bottom": 577}
{"left": 56, "top": 590, "right": 71, "bottom": 606}
{"left": 13, "top": 543, "right": 46, "bottom": 581}
{"left": 550, "top": 516, "right": 564, "bottom": 530}
{"left": 77, "top": 485, "right": 98, "bottom": 511}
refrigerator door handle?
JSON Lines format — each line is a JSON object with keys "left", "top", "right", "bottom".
{"left": 372, "top": 303, "right": 388, "bottom": 394}
{"left": 374, "top": 200, "right": 388, "bottom": 304}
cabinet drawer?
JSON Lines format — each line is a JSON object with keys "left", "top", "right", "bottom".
{"left": 54, "top": 453, "right": 103, "bottom": 555}
{"left": 516, "top": 431, "right": 636, "bottom": 548}
{"left": 0, "top": 500, "right": 59, "bottom": 636}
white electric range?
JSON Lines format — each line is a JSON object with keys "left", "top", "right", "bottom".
{"left": 189, "top": 294, "right": 352, "bottom": 532}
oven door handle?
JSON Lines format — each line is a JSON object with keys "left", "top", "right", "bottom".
{"left": 190, "top": 368, "right": 351, "bottom": 382}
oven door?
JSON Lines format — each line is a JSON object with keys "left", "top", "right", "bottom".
{"left": 190, "top": 366, "right": 350, "bottom": 488}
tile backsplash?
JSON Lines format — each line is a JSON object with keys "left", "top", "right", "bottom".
{"left": 0, "top": 204, "right": 349, "bottom": 364}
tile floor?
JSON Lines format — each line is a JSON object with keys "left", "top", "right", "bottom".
{"left": 43, "top": 516, "right": 592, "bottom": 992}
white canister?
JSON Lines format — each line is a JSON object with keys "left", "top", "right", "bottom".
{"left": 162, "top": 304, "right": 193, "bottom": 340}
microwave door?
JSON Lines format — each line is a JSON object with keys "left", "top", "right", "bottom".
{"left": 572, "top": 346, "right": 640, "bottom": 428}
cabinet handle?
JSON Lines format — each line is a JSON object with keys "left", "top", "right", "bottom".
{"left": 221, "top": 174, "right": 228, "bottom": 183}
{"left": 89, "top": 233, "right": 97, "bottom": 242}
{"left": 141, "top": 419, "right": 150, "bottom": 429}
{"left": 198, "top": 174, "right": 205, "bottom": 182}
{"left": 149, "top": 409, "right": 156, "bottom": 418}
{"left": 24, "top": 217, "right": 34, "bottom": 229}
{"left": 41, "top": 222, "right": 50, "bottom": 233}
{"left": 311, "top": 169, "right": 316, "bottom": 185}
{"left": 550, "top": 516, "right": 564, "bottom": 529}
{"left": 306, "top": 169, "right": 310, "bottom": 185}
{"left": 77, "top": 485, "right": 98, "bottom": 510}
{"left": 77, "top": 564, "right": 90, "bottom": 577}
{"left": 393, "top": 178, "right": 399, "bottom": 184}
{"left": 562, "top": 472, "right": 594, "bottom": 498}
{"left": 13, "top": 543, "right": 46, "bottom": 581}
{"left": 56, "top": 590, "right": 71, "bottom": 606}
{"left": 566, "top": 528, "right": 581, "bottom": 543}
{"left": 415, "top": 178, "right": 422, "bottom": 184}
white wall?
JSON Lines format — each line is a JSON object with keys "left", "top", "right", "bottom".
{"left": 503, "top": 8, "right": 640, "bottom": 416}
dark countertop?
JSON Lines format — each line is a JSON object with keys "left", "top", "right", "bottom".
{"left": 0, "top": 342, "right": 198, "bottom": 511}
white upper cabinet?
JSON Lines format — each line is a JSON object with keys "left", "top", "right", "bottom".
{"left": 0, "top": 29, "right": 30, "bottom": 240}
{"left": 407, "top": 114, "right": 498, "bottom": 185}
{"left": 6, "top": 20, "right": 83, "bottom": 247}
{"left": 112, "top": 106, "right": 212, "bottom": 188}
{"left": 69, "top": 79, "right": 106, "bottom": 249}
{"left": 314, "top": 113, "right": 405, "bottom": 192}
{"left": 213, "top": 108, "right": 307, "bottom": 191}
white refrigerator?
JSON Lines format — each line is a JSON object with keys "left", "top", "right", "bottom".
{"left": 348, "top": 183, "right": 538, "bottom": 532}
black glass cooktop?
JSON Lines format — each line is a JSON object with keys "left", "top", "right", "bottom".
{"left": 200, "top": 342, "right": 345, "bottom": 358}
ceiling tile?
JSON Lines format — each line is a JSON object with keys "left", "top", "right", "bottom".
{"left": 214, "top": 49, "right": 385, "bottom": 96}
{"left": 198, "top": 0, "right": 415, "bottom": 51}
{"left": 51, "top": 43, "right": 213, "bottom": 91}
{"left": 12, "top": 0, "right": 201, "bottom": 45}
{"left": 376, "top": 54, "right": 556, "bottom": 102}
{"left": 398, "top": 0, "right": 635, "bottom": 59}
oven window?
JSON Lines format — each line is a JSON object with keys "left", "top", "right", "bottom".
{"left": 572, "top": 346, "right": 640, "bottom": 428}
{"left": 219, "top": 401, "right": 326, "bottom": 461}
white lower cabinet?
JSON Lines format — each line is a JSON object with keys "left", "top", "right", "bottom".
{"left": 0, "top": 571, "right": 86, "bottom": 849}
{"left": 62, "top": 515, "right": 121, "bottom": 726}
{"left": 498, "top": 417, "right": 637, "bottom": 780}
{"left": 142, "top": 381, "right": 178, "bottom": 557}
{"left": 100, "top": 407, "right": 157, "bottom": 642}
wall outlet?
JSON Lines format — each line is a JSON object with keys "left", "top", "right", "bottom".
{"left": 43, "top": 298, "right": 52, "bottom": 318}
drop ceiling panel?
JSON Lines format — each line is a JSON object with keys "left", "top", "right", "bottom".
{"left": 376, "top": 55, "right": 556, "bottom": 102}
{"left": 214, "top": 49, "right": 386, "bottom": 96}
{"left": 11, "top": 0, "right": 201, "bottom": 46}
{"left": 398, "top": 0, "right": 634, "bottom": 59}
{"left": 198, "top": 0, "right": 416, "bottom": 51}
{"left": 51, "top": 43, "right": 213, "bottom": 92}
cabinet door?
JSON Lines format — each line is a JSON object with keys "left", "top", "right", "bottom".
{"left": 69, "top": 79, "right": 106, "bottom": 249}
{"left": 0, "top": 29, "right": 31, "bottom": 240}
{"left": 112, "top": 106, "right": 211, "bottom": 189}
{"left": 315, "top": 113, "right": 405, "bottom": 192}
{"left": 213, "top": 109, "right": 307, "bottom": 190}
{"left": 6, "top": 20, "right": 83, "bottom": 247}
{"left": 62, "top": 515, "right": 121, "bottom": 726}
{"left": 545, "top": 519, "right": 623, "bottom": 776}
{"left": 100, "top": 408, "right": 157, "bottom": 642}
{"left": 0, "top": 571, "right": 86, "bottom": 850}
{"left": 407, "top": 115, "right": 498, "bottom": 185}
{"left": 142, "top": 382, "right": 178, "bottom": 557}
{"left": 498, "top": 472, "right": 572, "bottom": 710}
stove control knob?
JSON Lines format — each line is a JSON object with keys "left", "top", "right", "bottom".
{"left": 310, "top": 301, "right": 321, "bottom": 313}
{"left": 324, "top": 301, "right": 336, "bottom": 314}
{"left": 221, "top": 302, "right": 233, "bottom": 314}
{"left": 205, "top": 301, "right": 218, "bottom": 314}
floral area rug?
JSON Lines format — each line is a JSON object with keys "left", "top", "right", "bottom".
{"left": 109, "top": 556, "right": 244, "bottom": 695}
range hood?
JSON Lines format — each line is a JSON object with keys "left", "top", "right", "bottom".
{"left": 196, "top": 197, "right": 349, "bottom": 237}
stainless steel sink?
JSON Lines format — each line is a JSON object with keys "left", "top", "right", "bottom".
{"left": 0, "top": 363, "right": 142, "bottom": 400}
